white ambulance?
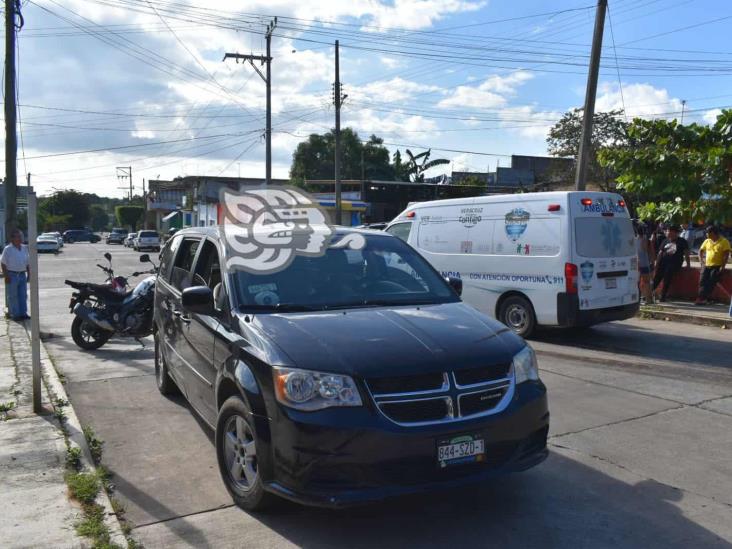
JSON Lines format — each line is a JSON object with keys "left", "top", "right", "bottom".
{"left": 385, "top": 191, "right": 639, "bottom": 337}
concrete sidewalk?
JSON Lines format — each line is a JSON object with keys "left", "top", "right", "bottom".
{"left": 641, "top": 300, "right": 731, "bottom": 328}
{"left": 0, "top": 311, "right": 126, "bottom": 548}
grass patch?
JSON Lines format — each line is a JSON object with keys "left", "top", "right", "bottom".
{"left": 66, "top": 471, "right": 101, "bottom": 505}
{"left": 66, "top": 446, "right": 82, "bottom": 471}
{"left": 74, "top": 503, "right": 125, "bottom": 548}
{"left": 0, "top": 401, "right": 15, "bottom": 413}
{"left": 83, "top": 425, "right": 104, "bottom": 465}
{"left": 53, "top": 406, "right": 67, "bottom": 423}
{"left": 0, "top": 401, "right": 15, "bottom": 420}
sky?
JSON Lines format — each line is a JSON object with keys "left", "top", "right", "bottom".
{"left": 3, "top": 0, "right": 732, "bottom": 197}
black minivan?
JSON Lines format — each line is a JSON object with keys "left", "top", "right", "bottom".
{"left": 153, "top": 227, "right": 548, "bottom": 510}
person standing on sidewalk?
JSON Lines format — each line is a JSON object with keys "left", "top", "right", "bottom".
{"left": 635, "top": 222, "right": 653, "bottom": 304}
{"left": 696, "top": 225, "right": 730, "bottom": 305}
{"left": 1, "top": 229, "right": 30, "bottom": 321}
{"left": 652, "top": 224, "right": 690, "bottom": 303}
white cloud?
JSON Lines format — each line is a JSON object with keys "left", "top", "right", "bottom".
{"left": 498, "top": 105, "right": 563, "bottom": 140}
{"left": 350, "top": 77, "right": 443, "bottom": 104}
{"left": 437, "top": 71, "right": 533, "bottom": 109}
{"left": 703, "top": 108, "right": 722, "bottom": 125}
{"left": 596, "top": 82, "right": 683, "bottom": 119}
{"left": 380, "top": 57, "right": 401, "bottom": 69}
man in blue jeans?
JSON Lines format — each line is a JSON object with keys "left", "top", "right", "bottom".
{"left": 1, "top": 229, "right": 30, "bottom": 321}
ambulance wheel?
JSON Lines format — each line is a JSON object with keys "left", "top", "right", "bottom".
{"left": 499, "top": 295, "right": 536, "bottom": 338}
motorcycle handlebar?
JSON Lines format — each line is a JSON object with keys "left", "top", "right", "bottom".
{"left": 96, "top": 264, "right": 112, "bottom": 274}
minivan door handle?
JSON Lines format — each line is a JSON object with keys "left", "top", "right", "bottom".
{"left": 173, "top": 309, "right": 191, "bottom": 324}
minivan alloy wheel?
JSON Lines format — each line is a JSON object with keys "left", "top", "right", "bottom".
{"left": 223, "top": 415, "right": 258, "bottom": 491}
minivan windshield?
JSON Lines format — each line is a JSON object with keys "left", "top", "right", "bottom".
{"left": 575, "top": 217, "right": 635, "bottom": 258}
{"left": 232, "top": 234, "right": 458, "bottom": 311}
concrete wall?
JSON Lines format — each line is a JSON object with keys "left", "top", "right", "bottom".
{"left": 665, "top": 267, "right": 731, "bottom": 301}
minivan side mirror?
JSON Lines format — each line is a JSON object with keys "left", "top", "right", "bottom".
{"left": 139, "top": 254, "right": 150, "bottom": 263}
{"left": 182, "top": 286, "right": 214, "bottom": 315}
{"left": 104, "top": 252, "right": 112, "bottom": 262}
{"left": 446, "top": 276, "right": 463, "bottom": 297}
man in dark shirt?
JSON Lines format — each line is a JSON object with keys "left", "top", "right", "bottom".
{"left": 652, "top": 224, "right": 691, "bottom": 302}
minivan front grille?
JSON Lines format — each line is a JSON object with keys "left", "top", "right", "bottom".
{"left": 453, "top": 363, "right": 511, "bottom": 386}
{"left": 367, "top": 372, "right": 447, "bottom": 395}
{"left": 366, "top": 366, "right": 513, "bottom": 426}
{"left": 379, "top": 397, "right": 452, "bottom": 423}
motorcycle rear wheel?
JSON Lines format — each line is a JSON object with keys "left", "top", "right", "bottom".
{"left": 71, "top": 316, "right": 111, "bottom": 350}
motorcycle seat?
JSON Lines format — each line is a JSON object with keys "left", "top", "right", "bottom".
{"left": 65, "top": 280, "right": 131, "bottom": 301}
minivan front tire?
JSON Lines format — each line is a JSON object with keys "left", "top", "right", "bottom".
{"left": 216, "top": 396, "right": 274, "bottom": 512}
{"left": 498, "top": 295, "right": 537, "bottom": 338}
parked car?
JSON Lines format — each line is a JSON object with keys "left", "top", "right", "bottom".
{"left": 42, "top": 232, "right": 64, "bottom": 248}
{"left": 63, "top": 229, "right": 101, "bottom": 243}
{"left": 36, "top": 234, "right": 61, "bottom": 253}
{"left": 134, "top": 230, "right": 161, "bottom": 252}
{"left": 106, "top": 228, "right": 128, "bottom": 245}
{"left": 153, "top": 227, "right": 548, "bottom": 511}
{"left": 124, "top": 232, "right": 137, "bottom": 248}
{"left": 386, "top": 191, "right": 640, "bottom": 337}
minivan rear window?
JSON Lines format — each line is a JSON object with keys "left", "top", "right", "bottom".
{"left": 575, "top": 217, "right": 635, "bottom": 258}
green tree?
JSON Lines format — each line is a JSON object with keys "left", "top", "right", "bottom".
{"left": 404, "top": 149, "right": 450, "bottom": 182}
{"left": 89, "top": 205, "right": 109, "bottom": 231}
{"left": 290, "top": 128, "right": 394, "bottom": 183}
{"left": 39, "top": 190, "right": 91, "bottom": 229}
{"left": 547, "top": 108, "right": 628, "bottom": 190}
{"left": 392, "top": 150, "right": 409, "bottom": 181}
{"left": 599, "top": 110, "right": 732, "bottom": 224}
{"left": 115, "top": 206, "right": 145, "bottom": 230}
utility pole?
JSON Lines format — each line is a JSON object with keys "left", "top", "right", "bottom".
{"left": 224, "top": 18, "right": 277, "bottom": 185}
{"left": 334, "top": 40, "right": 342, "bottom": 225}
{"left": 116, "top": 166, "right": 132, "bottom": 200}
{"left": 4, "top": 0, "right": 19, "bottom": 242}
{"left": 681, "top": 99, "right": 687, "bottom": 124}
{"left": 574, "top": 0, "right": 607, "bottom": 191}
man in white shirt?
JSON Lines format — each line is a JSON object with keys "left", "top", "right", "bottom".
{"left": 1, "top": 229, "right": 30, "bottom": 320}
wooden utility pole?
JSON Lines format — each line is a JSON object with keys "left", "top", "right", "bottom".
{"left": 574, "top": 0, "right": 607, "bottom": 191}
{"left": 334, "top": 40, "right": 342, "bottom": 225}
{"left": 224, "top": 18, "right": 277, "bottom": 185}
{"left": 4, "top": 0, "right": 18, "bottom": 242}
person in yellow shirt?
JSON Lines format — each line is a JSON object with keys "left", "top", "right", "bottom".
{"left": 696, "top": 225, "right": 730, "bottom": 305}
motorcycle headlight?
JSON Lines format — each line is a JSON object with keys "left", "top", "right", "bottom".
{"left": 273, "top": 367, "right": 363, "bottom": 411}
{"left": 512, "top": 345, "right": 539, "bottom": 384}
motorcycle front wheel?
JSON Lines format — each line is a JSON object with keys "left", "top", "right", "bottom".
{"left": 71, "top": 315, "right": 111, "bottom": 350}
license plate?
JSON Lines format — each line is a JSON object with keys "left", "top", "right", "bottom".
{"left": 437, "top": 435, "right": 485, "bottom": 467}
{"left": 605, "top": 278, "right": 617, "bottom": 289}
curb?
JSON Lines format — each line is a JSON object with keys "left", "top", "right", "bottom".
{"left": 639, "top": 307, "right": 730, "bottom": 328}
{"left": 35, "top": 329, "right": 128, "bottom": 547}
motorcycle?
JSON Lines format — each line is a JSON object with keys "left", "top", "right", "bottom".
{"left": 65, "top": 252, "right": 158, "bottom": 350}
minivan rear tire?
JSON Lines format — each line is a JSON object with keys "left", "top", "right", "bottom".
{"left": 498, "top": 295, "right": 537, "bottom": 338}
{"left": 154, "top": 331, "right": 179, "bottom": 395}
{"left": 216, "top": 396, "right": 275, "bottom": 512}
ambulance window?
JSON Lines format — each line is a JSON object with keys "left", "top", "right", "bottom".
{"left": 386, "top": 222, "right": 412, "bottom": 242}
{"left": 575, "top": 217, "right": 635, "bottom": 258}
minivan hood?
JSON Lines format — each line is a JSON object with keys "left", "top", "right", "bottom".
{"left": 247, "top": 302, "right": 525, "bottom": 378}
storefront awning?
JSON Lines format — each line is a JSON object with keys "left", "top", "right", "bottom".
{"left": 162, "top": 211, "right": 180, "bottom": 222}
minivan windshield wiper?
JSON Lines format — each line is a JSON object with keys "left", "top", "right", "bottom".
{"left": 327, "top": 298, "right": 443, "bottom": 309}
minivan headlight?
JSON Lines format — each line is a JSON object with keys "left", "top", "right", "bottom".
{"left": 512, "top": 346, "right": 539, "bottom": 384}
{"left": 273, "top": 367, "right": 363, "bottom": 411}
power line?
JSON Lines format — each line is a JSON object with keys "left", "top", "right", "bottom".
{"left": 606, "top": 4, "right": 627, "bottom": 121}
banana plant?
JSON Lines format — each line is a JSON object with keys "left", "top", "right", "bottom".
{"left": 405, "top": 149, "right": 450, "bottom": 182}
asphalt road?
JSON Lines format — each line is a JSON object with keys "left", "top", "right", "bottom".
{"left": 38, "top": 242, "right": 732, "bottom": 548}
